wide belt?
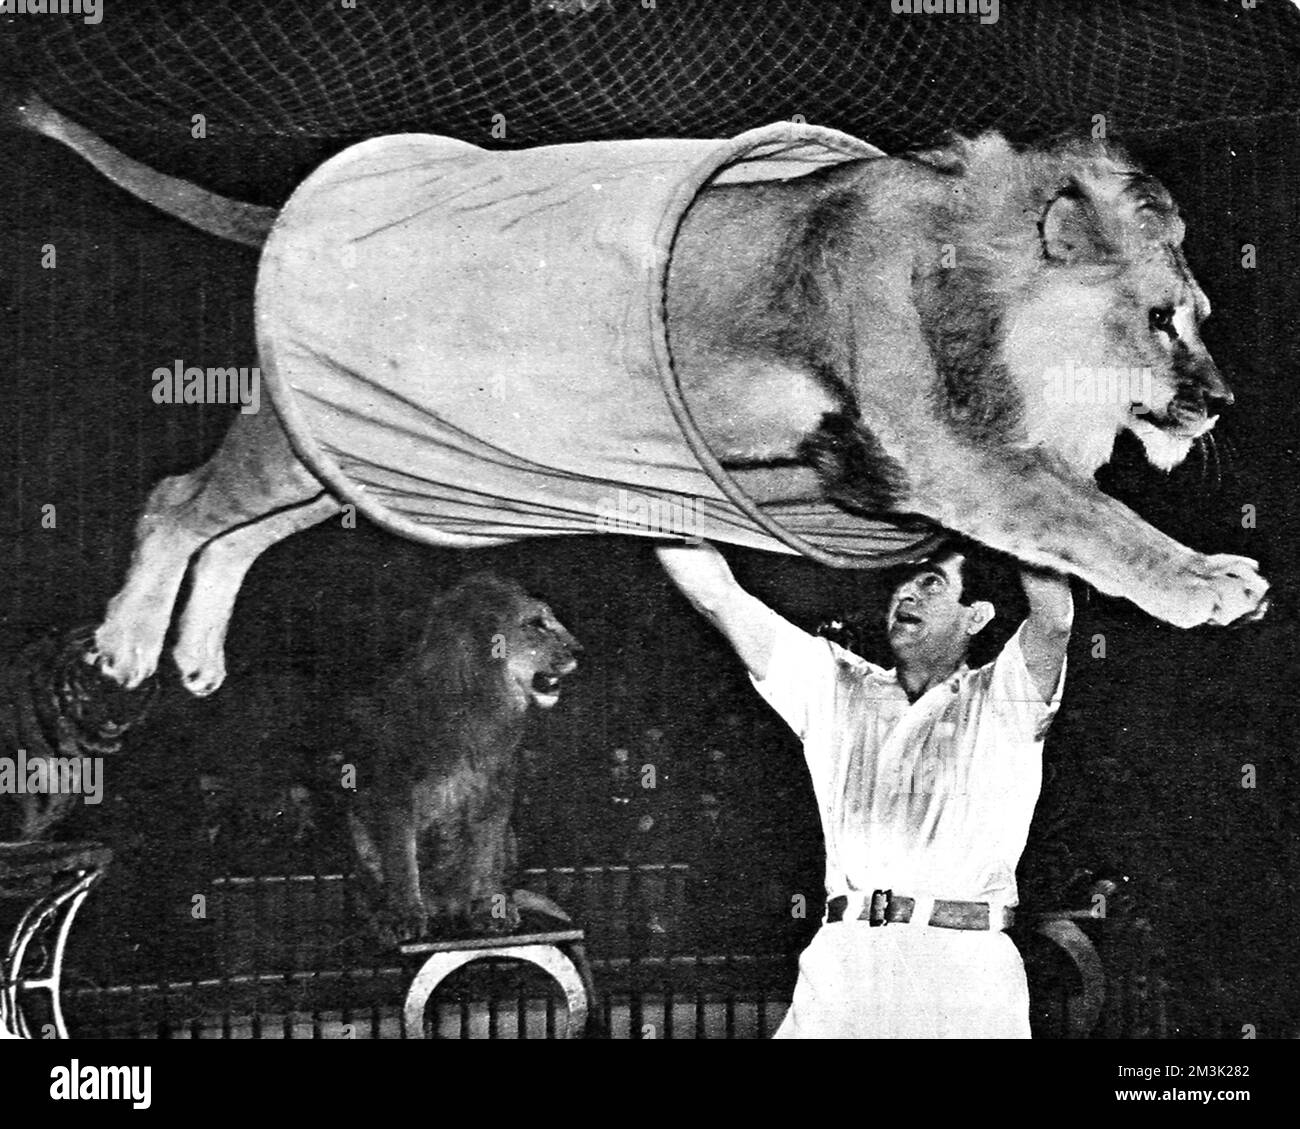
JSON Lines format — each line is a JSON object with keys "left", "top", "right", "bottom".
{"left": 826, "top": 890, "right": 1014, "bottom": 931}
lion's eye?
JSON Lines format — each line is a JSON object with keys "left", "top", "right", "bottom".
{"left": 1149, "top": 306, "right": 1176, "bottom": 337}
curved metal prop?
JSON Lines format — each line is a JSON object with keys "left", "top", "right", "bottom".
{"left": 1034, "top": 916, "right": 1107, "bottom": 1038}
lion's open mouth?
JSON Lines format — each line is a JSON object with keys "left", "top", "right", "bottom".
{"left": 530, "top": 672, "right": 564, "bottom": 707}
{"left": 1131, "top": 397, "right": 1215, "bottom": 439}
{"left": 1128, "top": 396, "right": 1219, "bottom": 471}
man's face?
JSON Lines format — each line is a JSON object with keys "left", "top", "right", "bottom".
{"left": 885, "top": 553, "right": 987, "bottom": 664}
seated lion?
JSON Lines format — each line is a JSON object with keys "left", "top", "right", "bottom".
{"left": 339, "top": 573, "right": 581, "bottom": 943}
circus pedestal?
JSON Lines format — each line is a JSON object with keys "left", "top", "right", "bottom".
{"left": 0, "top": 841, "right": 113, "bottom": 1039}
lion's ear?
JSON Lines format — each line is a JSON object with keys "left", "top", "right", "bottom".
{"left": 1041, "top": 186, "right": 1113, "bottom": 264}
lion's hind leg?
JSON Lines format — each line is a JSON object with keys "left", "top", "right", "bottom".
{"left": 172, "top": 492, "right": 340, "bottom": 696}
{"left": 92, "top": 407, "right": 325, "bottom": 689}
{"left": 91, "top": 470, "right": 219, "bottom": 689}
{"left": 345, "top": 808, "right": 400, "bottom": 945}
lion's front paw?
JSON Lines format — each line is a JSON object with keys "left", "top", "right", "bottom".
{"left": 372, "top": 897, "right": 429, "bottom": 946}
{"left": 1160, "top": 554, "right": 1270, "bottom": 628}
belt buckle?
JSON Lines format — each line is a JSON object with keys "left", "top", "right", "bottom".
{"left": 868, "top": 888, "right": 892, "bottom": 926}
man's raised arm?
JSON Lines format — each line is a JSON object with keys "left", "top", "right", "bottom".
{"left": 1018, "top": 566, "right": 1074, "bottom": 704}
{"left": 654, "top": 541, "right": 778, "bottom": 680}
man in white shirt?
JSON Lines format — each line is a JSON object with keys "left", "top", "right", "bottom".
{"left": 655, "top": 539, "right": 1072, "bottom": 1038}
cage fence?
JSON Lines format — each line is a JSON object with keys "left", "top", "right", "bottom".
{"left": 1, "top": 0, "right": 1297, "bottom": 1040}
{"left": 32, "top": 852, "right": 1177, "bottom": 1039}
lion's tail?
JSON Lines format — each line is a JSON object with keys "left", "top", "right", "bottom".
{"left": 6, "top": 89, "right": 277, "bottom": 248}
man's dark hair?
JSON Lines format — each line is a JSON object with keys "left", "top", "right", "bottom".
{"left": 817, "top": 538, "right": 1024, "bottom": 664}
{"left": 940, "top": 538, "right": 1025, "bottom": 663}
{"left": 889, "top": 537, "right": 1023, "bottom": 663}
{"left": 939, "top": 537, "right": 1011, "bottom": 609}
{"left": 879, "top": 536, "right": 1011, "bottom": 608}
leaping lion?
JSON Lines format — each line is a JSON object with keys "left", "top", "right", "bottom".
{"left": 11, "top": 97, "right": 1268, "bottom": 695}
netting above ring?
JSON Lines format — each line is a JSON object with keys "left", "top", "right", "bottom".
{"left": 4, "top": 0, "right": 1298, "bottom": 201}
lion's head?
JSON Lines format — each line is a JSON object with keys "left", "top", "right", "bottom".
{"left": 920, "top": 133, "right": 1233, "bottom": 477}
{"left": 412, "top": 572, "right": 581, "bottom": 714}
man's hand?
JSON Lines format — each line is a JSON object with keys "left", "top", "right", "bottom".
{"left": 1019, "top": 566, "right": 1073, "bottom": 704}
{"left": 654, "top": 540, "right": 736, "bottom": 608}
{"left": 655, "top": 541, "right": 777, "bottom": 680}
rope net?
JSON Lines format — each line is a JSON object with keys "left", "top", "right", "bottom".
{"left": 3, "top": 0, "right": 1298, "bottom": 183}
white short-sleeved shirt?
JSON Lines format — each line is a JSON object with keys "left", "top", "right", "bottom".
{"left": 751, "top": 609, "right": 1065, "bottom": 912}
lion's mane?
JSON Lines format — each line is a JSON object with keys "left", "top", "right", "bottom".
{"left": 352, "top": 573, "right": 536, "bottom": 787}
{"left": 909, "top": 133, "right": 1185, "bottom": 449}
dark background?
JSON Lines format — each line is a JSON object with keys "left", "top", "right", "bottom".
{"left": 0, "top": 0, "right": 1297, "bottom": 1036}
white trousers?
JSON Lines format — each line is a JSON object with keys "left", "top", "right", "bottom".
{"left": 774, "top": 920, "right": 1031, "bottom": 1039}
